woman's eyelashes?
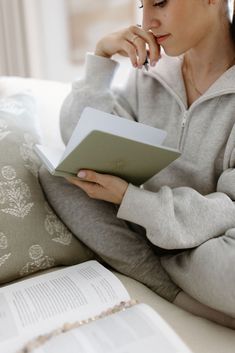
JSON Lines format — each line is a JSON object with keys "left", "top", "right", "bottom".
{"left": 154, "top": 0, "right": 168, "bottom": 8}
{"left": 138, "top": 0, "right": 168, "bottom": 9}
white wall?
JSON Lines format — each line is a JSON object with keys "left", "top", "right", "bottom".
{"left": 24, "top": 0, "right": 134, "bottom": 86}
{"left": 39, "top": 0, "right": 82, "bottom": 81}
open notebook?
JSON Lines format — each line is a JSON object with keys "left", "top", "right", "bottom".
{"left": 35, "top": 107, "right": 180, "bottom": 185}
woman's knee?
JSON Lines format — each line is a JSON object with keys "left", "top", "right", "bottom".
{"left": 161, "top": 230, "right": 235, "bottom": 317}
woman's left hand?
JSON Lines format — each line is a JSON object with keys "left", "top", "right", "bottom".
{"left": 66, "top": 170, "right": 129, "bottom": 205}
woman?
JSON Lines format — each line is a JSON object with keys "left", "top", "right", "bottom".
{"left": 40, "top": 0, "right": 235, "bottom": 327}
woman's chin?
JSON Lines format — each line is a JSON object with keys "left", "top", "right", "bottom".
{"left": 162, "top": 46, "right": 186, "bottom": 57}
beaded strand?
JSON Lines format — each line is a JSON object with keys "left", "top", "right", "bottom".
{"left": 17, "top": 299, "right": 138, "bottom": 353}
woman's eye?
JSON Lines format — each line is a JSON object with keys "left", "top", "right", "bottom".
{"left": 154, "top": 0, "right": 168, "bottom": 7}
{"left": 138, "top": 0, "right": 168, "bottom": 9}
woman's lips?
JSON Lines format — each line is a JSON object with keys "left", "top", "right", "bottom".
{"left": 156, "top": 34, "right": 171, "bottom": 44}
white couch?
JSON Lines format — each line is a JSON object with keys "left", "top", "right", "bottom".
{"left": 0, "top": 76, "right": 235, "bottom": 353}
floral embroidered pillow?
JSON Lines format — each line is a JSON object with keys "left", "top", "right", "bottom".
{"left": 0, "top": 94, "right": 94, "bottom": 284}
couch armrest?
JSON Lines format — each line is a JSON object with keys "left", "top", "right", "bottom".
{"left": 0, "top": 76, "right": 71, "bottom": 148}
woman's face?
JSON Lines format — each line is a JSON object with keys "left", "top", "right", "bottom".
{"left": 140, "top": 0, "right": 220, "bottom": 56}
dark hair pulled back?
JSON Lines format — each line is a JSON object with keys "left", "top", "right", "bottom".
{"left": 230, "top": 1, "right": 235, "bottom": 42}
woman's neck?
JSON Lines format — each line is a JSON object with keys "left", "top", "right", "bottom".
{"left": 182, "top": 21, "right": 235, "bottom": 105}
{"left": 184, "top": 21, "right": 235, "bottom": 79}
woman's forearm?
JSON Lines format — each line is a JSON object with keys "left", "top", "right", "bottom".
{"left": 173, "top": 291, "right": 235, "bottom": 329}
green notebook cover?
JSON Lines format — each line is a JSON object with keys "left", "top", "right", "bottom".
{"left": 53, "top": 130, "right": 180, "bottom": 185}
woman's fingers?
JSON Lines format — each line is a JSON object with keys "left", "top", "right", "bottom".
{"left": 66, "top": 170, "right": 129, "bottom": 205}
{"left": 125, "top": 26, "right": 160, "bottom": 67}
{"left": 130, "top": 36, "right": 148, "bottom": 67}
{"left": 146, "top": 32, "right": 161, "bottom": 66}
{"left": 95, "top": 25, "right": 161, "bottom": 68}
{"left": 119, "top": 40, "right": 140, "bottom": 67}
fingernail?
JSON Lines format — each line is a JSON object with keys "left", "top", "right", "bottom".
{"left": 151, "top": 61, "right": 157, "bottom": 67}
{"left": 77, "top": 171, "right": 86, "bottom": 178}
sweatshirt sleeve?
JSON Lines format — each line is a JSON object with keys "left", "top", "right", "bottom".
{"left": 117, "top": 121, "right": 235, "bottom": 250}
{"left": 117, "top": 183, "right": 235, "bottom": 250}
{"left": 60, "top": 53, "right": 138, "bottom": 145}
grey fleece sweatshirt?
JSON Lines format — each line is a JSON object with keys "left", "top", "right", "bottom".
{"left": 60, "top": 53, "right": 235, "bottom": 250}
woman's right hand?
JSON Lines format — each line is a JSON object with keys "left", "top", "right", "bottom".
{"left": 95, "top": 25, "right": 161, "bottom": 68}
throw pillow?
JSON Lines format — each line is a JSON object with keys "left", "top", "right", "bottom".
{"left": 0, "top": 94, "right": 94, "bottom": 284}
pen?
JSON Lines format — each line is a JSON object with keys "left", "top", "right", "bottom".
{"left": 144, "top": 55, "right": 149, "bottom": 71}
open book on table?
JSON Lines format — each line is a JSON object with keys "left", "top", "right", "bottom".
{"left": 0, "top": 260, "right": 192, "bottom": 353}
{"left": 34, "top": 107, "right": 180, "bottom": 185}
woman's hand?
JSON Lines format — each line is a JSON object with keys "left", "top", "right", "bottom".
{"left": 66, "top": 170, "right": 129, "bottom": 205}
{"left": 95, "top": 25, "right": 160, "bottom": 68}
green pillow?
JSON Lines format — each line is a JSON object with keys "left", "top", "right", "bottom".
{"left": 0, "top": 94, "right": 94, "bottom": 284}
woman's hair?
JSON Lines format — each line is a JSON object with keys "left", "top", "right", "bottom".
{"left": 230, "top": 0, "right": 235, "bottom": 42}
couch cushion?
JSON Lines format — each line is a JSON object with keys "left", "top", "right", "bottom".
{"left": 0, "top": 94, "right": 94, "bottom": 284}
{"left": 115, "top": 272, "right": 235, "bottom": 353}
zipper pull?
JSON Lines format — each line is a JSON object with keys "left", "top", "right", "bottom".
{"left": 181, "top": 111, "right": 188, "bottom": 128}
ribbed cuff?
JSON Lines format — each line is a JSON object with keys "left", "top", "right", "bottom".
{"left": 117, "top": 184, "right": 148, "bottom": 225}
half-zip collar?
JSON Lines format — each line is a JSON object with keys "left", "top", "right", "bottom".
{"left": 143, "top": 53, "right": 235, "bottom": 113}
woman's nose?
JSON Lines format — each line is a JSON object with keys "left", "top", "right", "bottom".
{"left": 142, "top": 10, "right": 161, "bottom": 31}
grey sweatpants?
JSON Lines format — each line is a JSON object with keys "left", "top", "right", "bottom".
{"left": 161, "top": 232, "right": 235, "bottom": 317}
{"left": 39, "top": 167, "right": 180, "bottom": 302}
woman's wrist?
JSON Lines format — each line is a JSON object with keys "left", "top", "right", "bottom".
{"left": 94, "top": 44, "right": 112, "bottom": 59}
